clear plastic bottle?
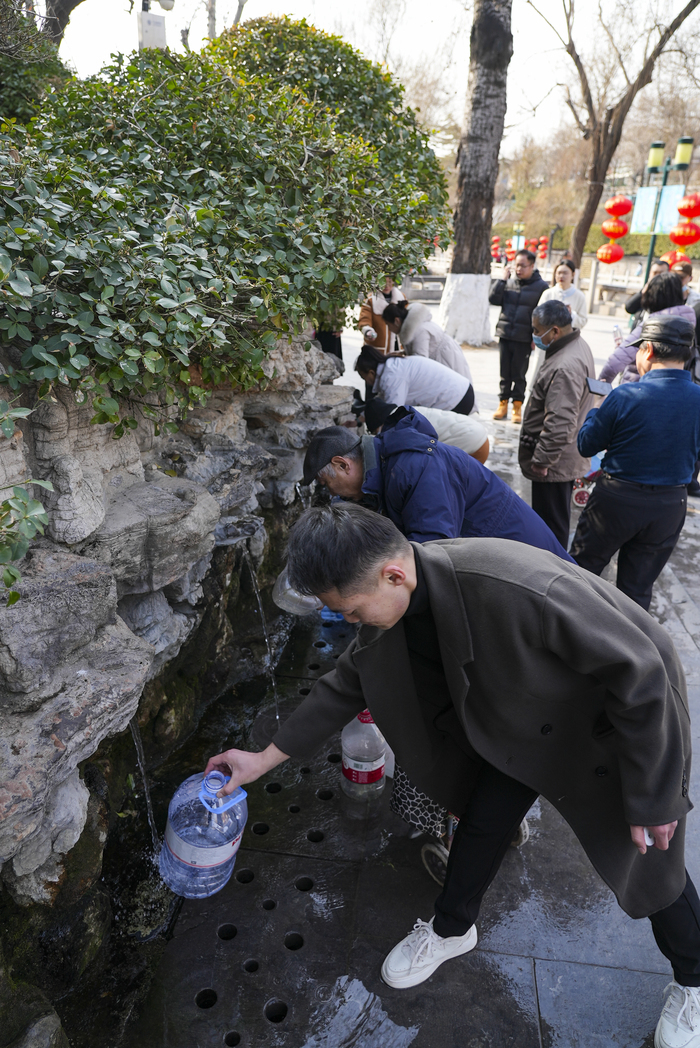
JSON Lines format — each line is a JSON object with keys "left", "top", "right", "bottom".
{"left": 158, "top": 771, "right": 247, "bottom": 899}
{"left": 613, "top": 324, "right": 622, "bottom": 347}
{"left": 340, "top": 710, "right": 386, "bottom": 799}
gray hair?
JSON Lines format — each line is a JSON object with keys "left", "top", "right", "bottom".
{"left": 532, "top": 300, "right": 572, "bottom": 329}
{"left": 316, "top": 441, "right": 362, "bottom": 482}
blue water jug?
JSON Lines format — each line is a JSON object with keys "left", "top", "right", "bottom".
{"left": 159, "top": 771, "right": 248, "bottom": 899}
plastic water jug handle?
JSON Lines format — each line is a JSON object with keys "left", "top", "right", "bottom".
{"left": 198, "top": 772, "right": 248, "bottom": 814}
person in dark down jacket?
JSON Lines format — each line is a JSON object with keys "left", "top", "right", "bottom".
{"left": 519, "top": 299, "right": 596, "bottom": 548}
{"left": 301, "top": 412, "right": 571, "bottom": 556}
{"left": 205, "top": 504, "right": 699, "bottom": 1048}
{"left": 489, "top": 249, "right": 548, "bottom": 424}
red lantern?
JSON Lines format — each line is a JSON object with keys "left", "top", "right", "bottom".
{"left": 661, "top": 250, "right": 691, "bottom": 266}
{"left": 604, "top": 195, "right": 633, "bottom": 218}
{"left": 669, "top": 221, "right": 700, "bottom": 247}
{"left": 597, "top": 242, "right": 624, "bottom": 264}
{"left": 601, "top": 217, "right": 629, "bottom": 240}
{"left": 677, "top": 193, "right": 700, "bottom": 220}
{"left": 506, "top": 249, "right": 516, "bottom": 261}
{"left": 506, "top": 239, "right": 513, "bottom": 247}
{"left": 492, "top": 234, "right": 501, "bottom": 242}
{"left": 539, "top": 235, "right": 548, "bottom": 243}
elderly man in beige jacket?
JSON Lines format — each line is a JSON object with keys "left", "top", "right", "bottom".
{"left": 519, "top": 298, "right": 595, "bottom": 548}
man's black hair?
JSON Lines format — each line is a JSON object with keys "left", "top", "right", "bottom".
{"left": 287, "top": 502, "right": 411, "bottom": 597}
{"left": 646, "top": 339, "right": 695, "bottom": 364}
{"left": 382, "top": 302, "right": 409, "bottom": 324}
{"left": 641, "top": 272, "right": 684, "bottom": 313}
{"left": 355, "top": 344, "right": 386, "bottom": 375}
{"left": 515, "top": 249, "right": 536, "bottom": 263}
{"left": 532, "top": 299, "right": 572, "bottom": 329}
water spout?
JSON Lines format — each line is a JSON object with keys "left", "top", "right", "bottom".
{"left": 129, "top": 718, "right": 161, "bottom": 853}
{"left": 243, "top": 550, "right": 281, "bottom": 729}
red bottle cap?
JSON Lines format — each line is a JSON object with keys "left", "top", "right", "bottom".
{"left": 357, "top": 709, "right": 374, "bottom": 723}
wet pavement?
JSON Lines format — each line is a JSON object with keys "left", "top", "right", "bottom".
{"left": 132, "top": 321, "right": 700, "bottom": 1047}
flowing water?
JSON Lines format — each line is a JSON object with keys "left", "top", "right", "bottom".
{"left": 295, "top": 481, "right": 313, "bottom": 509}
{"left": 243, "top": 549, "right": 281, "bottom": 728}
{"left": 129, "top": 718, "right": 161, "bottom": 853}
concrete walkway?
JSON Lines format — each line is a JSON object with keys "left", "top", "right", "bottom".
{"left": 134, "top": 306, "right": 700, "bottom": 1047}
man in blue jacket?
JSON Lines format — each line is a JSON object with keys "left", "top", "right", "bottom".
{"left": 302, "top": 408, "right": 572, "bottom": 558}
{"left": 571, "top": 314, "right": 700, "bottom": 610}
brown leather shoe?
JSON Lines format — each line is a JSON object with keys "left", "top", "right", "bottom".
{"left": 493, "top": 400, "right": 508, "bottom": 420}
{"left": 511, "top": 401, "right": 523, "bottom": 424}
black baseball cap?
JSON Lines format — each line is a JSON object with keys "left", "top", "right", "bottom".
{"left": 302, "top": 427, "right": 362, "bottom": 485}
{"left": 630, "top": 314, "right": 695, "bottom": 349}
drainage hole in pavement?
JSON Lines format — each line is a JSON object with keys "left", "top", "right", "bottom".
{"left": 195, "top": 989, "right": 217, "bottom": 1009}
{"left": 300, "top": 767, "right": 311, "bottom": 775}
{"left": 224, "top": 1034, "right": 241, "bottom": 1047}
{"left": 307, "top": 663, "right": 320, "bottom": 670}
{"left": 313, "top": 641, "right": 327, "bottom": 648}
{"left": 244, "top": 959, "right": 259, "bottom": 972}
{"left": 264, "top": 1000, "right": 288, "bottom": 1024}
{"left": 317, "top": 789, "right": 334, "bottom": 801}
{"left": 252, "top": 823, "right": 269, "bottom": 835}
{"left": 295, "top": 876, "right": 313, "bottom": 891}
{"left": 288, "top": 804, "right": 301, "bottom": 813}
{"left": 307, "top": 830, "right": 324, "bottom": 843}
{"left": 265, "top": 782, "right": 282, "bottom": 794}
{"left": 236, "top": 869, "right": 254, "bottom": 884}
{"left": 262, "top": 899, "right": 276, "bottom": 910}
{"left": 327, "top": 753, "right": 341, "bottom": 764}
{"left": 217, "top": 924, "right": 237, "bottom": 940}
{"left": 284, "top": 933, "right": 304, "bottom": 951}
{"left": 299, "top": 688, "right": 311, "bottom": 696}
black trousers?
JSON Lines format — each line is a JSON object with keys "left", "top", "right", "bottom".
{"left": 498, "top": 339, "right": 531, "bottom": 402}
{"left": 530, "top": 480, "right": 574, "bottom": 550}
{"left": 433, "top": 762, "right": 700, "bottom": 986}
{"left": 316, "top": 330, "right": 343, "bottom": 360}
{"left": 452, "top": 385, "right": 475, "bottom": 416}
{"left": 569, "top": 474, "right": 687, "bottom": 611}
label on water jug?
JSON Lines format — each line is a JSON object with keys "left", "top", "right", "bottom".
{"left": 342, "top": 755, "right": 385, "bottom": 784}
{"left": 164, "top": 821, "right": 243, "bottom": 868}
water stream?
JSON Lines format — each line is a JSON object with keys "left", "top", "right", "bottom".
{"left": 295, "top": 481, "right": 313, "bottom": 510}
{"left": 129, "top": 718, "right": 161, "bottom": 853}
{"left": 243, "top": 549, "right": 281, "bottom": 728}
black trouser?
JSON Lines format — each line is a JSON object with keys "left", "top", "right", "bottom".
{"left": 452, "top": 385, "right": 475, "bottom": 416}
{"left": 569, "top": 473, "right": 687, "bottom": 611}
{"left": 530, "top": 480, "right": 574, "bottom": 550}
{"left": 498, "top": 339, "right": 531, "bottom": 402}
{"left": 433, "top": 762, "right": 700, "bottom": 986}
{"left": 316, "top": 330, "right": 343, "bottom": 360}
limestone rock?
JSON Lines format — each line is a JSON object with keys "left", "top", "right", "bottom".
{"left": 6, "top": 1011, "right": 70, "bottom": 1048}
{"left": 78, "top": 473, "right": 220, "bottom": 597}
{"left": 118, "top": 589, "right": 201, "bottom": 679}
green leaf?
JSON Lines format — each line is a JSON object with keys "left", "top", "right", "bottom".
{"left": 6, "top": 591, "right": 20, "bottom": 607}
{"left": 0, "top": 251, "right": 12, "bottom": 279}
{"left": 32, "top": 255, "right": 49, "bottom": 280}
{"left": 119, "top": 360, "right": 139, "bottom": 376}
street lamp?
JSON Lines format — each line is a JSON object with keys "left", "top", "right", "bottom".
{"left": 642, "top": 136, "right": 695, "bottom": 282}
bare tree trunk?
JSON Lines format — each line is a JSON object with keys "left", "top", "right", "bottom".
{"left": 438, "top": 0, "right": 513, "bottom": 346}
{"left": 207, "top": 0, "right": 216, "bottom": 39}
{"left": 43, "top": 0, "right": 87, "bottom": 43}
{"left": 233, "top": 0, "right": 248, "bottom": 25}
{"left": 452, "top": 0, "right": 513, "bottom": 275}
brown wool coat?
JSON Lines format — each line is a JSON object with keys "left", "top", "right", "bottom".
{"left": 274, "top": 539, "right": 692, "bottom": 919}
{"left": 519, "top": 330, "right": 596, "bottom": 482}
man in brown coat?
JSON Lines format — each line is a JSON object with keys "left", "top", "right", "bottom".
{"left": 206, "top": 505, "right": 699, "bottom": 1048}
{"left": 519, "top": 298, "right": 596, "bottom": 548}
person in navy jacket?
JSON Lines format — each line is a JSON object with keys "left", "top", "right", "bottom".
{"left": 302, "top": 408, "right": 572, "bottom": 558}
{"left": 571, "top": 314, "right": 700, "bottom": 610}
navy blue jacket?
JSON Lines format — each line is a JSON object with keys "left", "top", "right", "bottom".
{"left": 362, "top": 409, "right": 573, "bottom": 559}
{"left": 578, "top": 368, "right": 700, "bottom": 485}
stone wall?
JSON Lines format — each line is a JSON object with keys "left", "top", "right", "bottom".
{"left": 0, "top": 334, "right": 352, "bottom": 1044}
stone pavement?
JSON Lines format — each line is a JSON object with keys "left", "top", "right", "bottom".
{"left": 133, "top": 307, "right": 700, "bottom": 1047}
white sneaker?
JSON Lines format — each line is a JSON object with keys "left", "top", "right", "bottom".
{"left": 381, "top": 917, "right": 477, "bottom": 989}
{"left": 655, "top": 981, "right": 700, "bottom": 1047}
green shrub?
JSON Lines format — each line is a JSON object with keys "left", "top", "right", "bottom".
{"left": 0, "top": 25, "right": 448, "bottom": 433}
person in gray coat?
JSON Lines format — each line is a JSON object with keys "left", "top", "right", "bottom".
{"left": 205, "top": 504, "right": 698, "bottom": 1047}
{"left": 382, "top": 301, "right": 473, "bottom": 381}
{"left": 519, "top": 299, "right": 596, "bottom": 547}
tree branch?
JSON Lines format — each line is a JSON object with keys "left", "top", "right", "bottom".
{"left": 597, "top": 0, "right": 631, "bottom": 86}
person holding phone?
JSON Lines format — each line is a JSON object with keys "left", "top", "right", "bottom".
{"left": 518, "top": 299, "right": 596, "bottom": 548}
{"left": 570, "top": 314, "right": 700, "bottom": 610}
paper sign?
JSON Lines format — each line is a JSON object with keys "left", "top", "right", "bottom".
{"left": 630, "top": 188, "right": 657, "bottom": 234}
{"left": 654, "top": 184, "right": 686, "bottom": 234}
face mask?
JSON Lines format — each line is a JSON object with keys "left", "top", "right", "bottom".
{"left": 532, "top": 327, "right": 554, "bottom": 350}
